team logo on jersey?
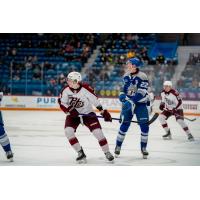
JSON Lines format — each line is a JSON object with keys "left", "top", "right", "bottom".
{"left": 165, "top": 97, "right": 174, "bottom": 105}
{"left": 69, "top": 97, "right": 84, "bottom": 108}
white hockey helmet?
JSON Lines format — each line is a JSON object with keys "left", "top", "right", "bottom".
{"left": 163, "top": 81, "right": 172, "bottom": 87}
{"left": 67, "top": 72, "right": 82, "bottom": 82}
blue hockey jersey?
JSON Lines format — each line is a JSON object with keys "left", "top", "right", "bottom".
{"left": 121, "top": 70, "right": 149, "bottom": 104}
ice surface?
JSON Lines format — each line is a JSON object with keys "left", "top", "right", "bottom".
{"left": 0, "top": 111, "right": 199, "bottom": 166}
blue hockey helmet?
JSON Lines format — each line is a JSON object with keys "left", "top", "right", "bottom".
{"left": 126, "top": 57, "right": 142, "bottom": 67}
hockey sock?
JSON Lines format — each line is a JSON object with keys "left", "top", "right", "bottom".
{"left": 141, "top": 132, "right": 148, "bottom": 150}
{"left": 65, "top": 127, "right": 81, "bottom": 152}
{"left": 0, "top": 131, "right": 12, "bottom": 153}
{"left": 159, "top": 115, "right": 169, "bottom": 133}
{"left": 177, "top": 119, "right": 191, "bottom": 135}
{"left": 116, "top": 122, "right": 130, "bottom": 147}
{"left": 92, "top": 129, "right": 109, "bottom": 153}
{"left": 116, "top": 130, "right": 126, "bottom": 147}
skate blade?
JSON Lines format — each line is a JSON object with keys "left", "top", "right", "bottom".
{"left": 106, "top": 159, "right": 115, "bottom": 164}
{"left": 163, "top": 137, "right": 172, "bottom": 140}
{"left": 143, "top": 155, "right": 148, "bottom": 159}
{"left": 188, "top": 138, "right": 195, "bottom": 142}
{"left": 8, "top": 158, "right": 14, "bottom": 162}
{"left": 77, "top": 158, "right": 87, "bottom": 164}
{"left": 115, "top": 154, "right": 119, "bottom": 158}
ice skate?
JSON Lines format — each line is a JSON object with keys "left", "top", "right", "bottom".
{"left": 141, "top": 148, "right": 149, "bottom": 159}
{"left": 162, "top": 130, "right": 172, "bottom": 140}
{"left": 76, "top": 148, "right": 87, "bottom": 164}
{"left": 6, "top": 151, "right": 14, "bottom": 162}
{"left": 187, "top": 134, "right": 194, "bottom": 141}
{"left": 114, "top": 146, "right": 121, "bottom": 158}
{"left": 105, "top": 151, "right": 114, "bottom": 162}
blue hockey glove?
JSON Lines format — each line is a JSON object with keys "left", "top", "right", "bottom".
{"left": 119, "top": 93, "right": 126, "bottom": 102}
{"left": 130, "top": 93, "right": 144, "bottom": 104}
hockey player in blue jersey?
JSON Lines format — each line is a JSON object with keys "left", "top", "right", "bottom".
{"left": 115, "top": 57, "right": 150, "bottom": 159}
{"left": 0, "top": 92, "right": 14, "bottom": 161}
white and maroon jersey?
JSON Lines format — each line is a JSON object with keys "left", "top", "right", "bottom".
{"left": 161, "top": 88, "right": 183, "bottom": 110}
{"left": 59, "top": 83, "right": 102, "bottom": 114}
{"left": 148, "top": 91, "right": 155, "bottom": 105}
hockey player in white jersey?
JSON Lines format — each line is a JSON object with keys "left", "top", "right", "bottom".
{"left": 147, "top": 87, "right": 155, "bottom": 115}
{"left": 58, "top": 72, "right": 114, "bottom": 163}
{"left": 0, "top": 91, "right": 14, "bottom": 161}
{"left": 159, "top": 81, "right": 194, "bottom": 141}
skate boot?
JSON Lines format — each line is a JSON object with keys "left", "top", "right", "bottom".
{"left": 141, "top": 148, "right": 149, "bottom": 159}
{"left": 6, "top": 151, "right": 14, "bottom": 162}
{"left": 187, "top": 134, "right": 194, "bottom": 141}
{"left": 76, "top": 148, "right": 87, "bottom": 164}
{"left": 114, "top": 146, "right": 121, "bottom": 158}
{"left": 162, "top": 130, "right": 172, "bottom": 140}
{"left": 105, "top": 151, "right": 114, "bottom": 162}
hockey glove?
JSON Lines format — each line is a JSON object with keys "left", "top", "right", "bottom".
{"left": 159, "top": 102, "right": 165, "bottom": 111}
{"left": 171, "top": 108, "right": 178, "bottom": 115}
{"left": 101, "top": 110, "right": 112, "bottom": 122}
{"left": 119, "top": 93, "right": 126, "bottom": 102}
{"left": 64, "top": 105, "right": 79, "bottom": 118}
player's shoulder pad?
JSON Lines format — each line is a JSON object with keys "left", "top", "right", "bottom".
{"left": 123, "top": 72, "right": 131, "bottom": 83}
{"left": 161, "top": 89, "right": 165, "bottom": 94}
{"left": 170, "top": 89, "right": 179, "bottom": 96}
{"left": 60, "top": 86, "right": 69, "bottom": 96}
{"left": 82, "top": 82, "right": 96, "bottom": 95}
{"left": 137, "top": 71, "right": 148, "bottom": 81}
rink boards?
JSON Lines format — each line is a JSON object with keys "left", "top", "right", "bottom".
{"left": 0, "top": 95, "right": 200, "bottom": 116}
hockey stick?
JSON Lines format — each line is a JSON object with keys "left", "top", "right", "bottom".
{"left": 79, "top": 112, "right": 159, "bottom": 125}
{"left": 165, "top": 110, "right": 197, "bottom": 122}
{"left": 175, "top": 114, "right": 196, "bottom": 122}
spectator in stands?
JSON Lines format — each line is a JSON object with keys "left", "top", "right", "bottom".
{"left": 118, "top": 55, "right": 126, "bottom": 64}
{"left": 107, "top": 53, "right": 113, "bottom": 63}
{"left": 156, "top": 52, "right": 165, "bottom": 64}
{"left": 192, "top": 79, "right": 199, "bottom": 88}
{"left": 177, "top": 77, "right": 184, "bottom": 87}
{"left": 80, "top": 44, "right": 90, "bottom": 64}
{"left": 58, "top": 73, "right": 67, "bottom": 88}
{"left": 121, "top": 41, "right": 127, "bottom": 49}
{"left": 11, "top": 48, "right": 17, "bottom": 56}
{"left": 100, "top": 53, "right": 106, "bottom": 63}
{"left": 127, "top": 50, "right": 135, "bottom": 58}
{"left": 100, "top": 44, "right": 107, "bottom": 54}
{"left": 46, "top": 78, "right": 57, "bottom": 96}
{"left": 99, "top": 71, "right": 109, "bottom": 81}
{"left": 140, "top": 47, "right": 150, "bottom": 64}
{"left": 33, "top": 70, "right": 41, "bottom": 80}
{"left": 183, "top": 33, "right": 189, "bottom": 45}
{"left": 46, "top": 89, "right": 54, "bottom": 96}
{"left": 65, "top": 44, "right": 74, "bottom": 53}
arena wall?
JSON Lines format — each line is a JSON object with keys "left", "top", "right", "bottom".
{"left": 0, "top": 96, "right": 199, "bottom": 116}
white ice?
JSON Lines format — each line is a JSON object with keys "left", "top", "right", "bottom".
{"left": 0, "top": 111, "right": 200, "bottom": 166}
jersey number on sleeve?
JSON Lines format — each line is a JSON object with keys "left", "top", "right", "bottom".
{"left": 140, "top": 82, "right": 148, "bottom": 89}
